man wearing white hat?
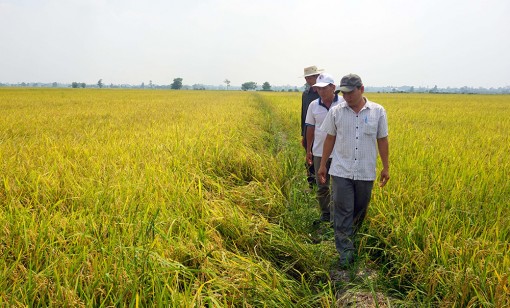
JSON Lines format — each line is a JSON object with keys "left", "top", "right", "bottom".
{"left": 301, "top": 65, "right": 323, "bottom": 189}
{"left": 305, "top": 73, "right": 344, "bottom": 225}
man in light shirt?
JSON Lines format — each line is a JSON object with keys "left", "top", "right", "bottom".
{"left": 305, "top": 73, "right": 344, "bottom": 225}
{"left": 318, "top": 74, "right": 390, "bottom": 268}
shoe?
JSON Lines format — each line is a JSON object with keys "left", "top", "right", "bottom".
{"left": 312, "top": 219, "right": 323, "bottom": 227}
{"left": 338, "top": 258, "right": 353, "bottom": 270}
{"left": 320, "top": 214, "right": 331, "bottom": 222}
{"left": 313, "top": 217, "right": 331, "bottom": 227}
{"left": 338, "top": 252, "right": 355, "bottom": 269}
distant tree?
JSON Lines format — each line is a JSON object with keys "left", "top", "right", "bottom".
{"left": 141, "top": 82, "right": 145, "bottom": 89}
{"left": 80, "top": 83, "right": 86, "bottom": 88}
{"left": 97, "top": 79, "right": 103, "bottom": 88}
{"left": 71, "top": 82, "right": 79, "bottom": 88}
{"left": 262, "top": 81, "right": 272, "bottom": 91}
{"left": 224, "top": 79, "right": 231, "bottom": 90}
{"left": 171, "top": 78, "right": 183, "bottom": 90}
{"left": 192, "top": 84, "right": 206, "bottom": 90}
{"left": 52, "top": 82, "right": 58, "bottom": 87}
{"left": 149, "top": 80, "right": 153, "bottom": 88}
{"left": 241, "top": 81, "right": 257, "bottom": 91}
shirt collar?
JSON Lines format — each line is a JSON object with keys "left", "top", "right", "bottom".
{"left": 339, "top": 97, "right": 372, "bottom": 110}
{"left": 318, "top": 94, "right": 340, "bottom": 110}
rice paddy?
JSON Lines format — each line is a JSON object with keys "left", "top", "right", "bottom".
{"left": 1, "top": 88, "right": 509, "bottom": 306}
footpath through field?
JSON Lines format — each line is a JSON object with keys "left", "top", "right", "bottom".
{"left": 252, "top": 92, "right": 398, "bottom": 307}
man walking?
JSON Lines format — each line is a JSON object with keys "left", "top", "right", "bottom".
{"left": 305, "top": 73, "right": 344, "bottom": 224}
{"left": 301, "top": 65, "right": 323, "bottom": 189}
{"left": 318, "top": 74, "right": 390, "bottom": 267}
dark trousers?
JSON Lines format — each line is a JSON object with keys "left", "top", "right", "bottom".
{"left": 306, "top": 162, "right": 316, "bottom": 187}
{"left": 304, "top": 137, "right": 316, "bottom": 187}
{"left": 331, "top": 176, "right": 374, "bottom": 259}
{"left": 313, "top": 156, "right": 332, "bottom": 222}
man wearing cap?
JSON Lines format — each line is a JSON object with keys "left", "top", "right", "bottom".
{"left": 301, "top": 66, "right": 323, "bottom": 189}
{"left": 318, "top": 74, "right": 390, "bottom": 268}
{"left": 305, "top": 73, "right": 344, "bottom": 225}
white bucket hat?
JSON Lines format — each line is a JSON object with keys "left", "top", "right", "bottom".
{"left": 301, "top": 65, "right": 324, "bottom": 77}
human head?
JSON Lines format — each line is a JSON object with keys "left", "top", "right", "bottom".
{"left": 338, "top": 74, "right": 363, "bottom": 93}
{"left": 303, "top": 65, "right": 324, "bottom": 86}
{"left": 339, "top": 74, "right": 365, "bottom": 106}
{"left": 313, "top": 73, "right": 336, "bottom": 99}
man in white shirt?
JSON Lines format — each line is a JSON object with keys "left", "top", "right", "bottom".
{"left": 305, "top": 73, "right": 344, "bottom": 224}
{"left": 318, "top": 74, "right": 390, "bottom": 267}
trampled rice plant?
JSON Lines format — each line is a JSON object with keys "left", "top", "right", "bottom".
{"left": 0, "top": 88, "right": 334, "bottom": 307}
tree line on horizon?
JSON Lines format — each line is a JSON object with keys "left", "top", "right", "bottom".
{"left": 1, "top": 78, "right": 509, "bottom": 94}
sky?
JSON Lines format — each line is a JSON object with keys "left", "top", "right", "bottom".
{"left": 1, "top": 0, "right": 509, "bottom": 88}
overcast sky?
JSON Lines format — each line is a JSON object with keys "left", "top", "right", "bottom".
{"left": 1, "top": 0, "right": 509, "bottom": 88}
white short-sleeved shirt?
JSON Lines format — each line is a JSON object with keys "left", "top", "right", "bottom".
{"left": 320, "top": 98, "right": 388, "bottom": 181}
{"left": 305, "top": 95, "right": 344, "bottom": 157}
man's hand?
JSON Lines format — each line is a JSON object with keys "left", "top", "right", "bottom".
{"left": 306, "top": 152, "right": 313, "bottom": 166}
{"left": 379, "top": 168, "right": 390, "bottom": 187}
{"left": 317, "top": 165, "right": 327, "bottom": 185}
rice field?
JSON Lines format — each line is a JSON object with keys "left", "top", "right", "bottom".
{"left": 0, "top": 88, "right": 509, "bottom": 307}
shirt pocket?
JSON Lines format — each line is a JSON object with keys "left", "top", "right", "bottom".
{"left": 364, "top": 121, "right": 377, "bottom": 135}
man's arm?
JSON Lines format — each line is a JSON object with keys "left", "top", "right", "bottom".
{"left": 305, "top": 125, "right": 315, "bottom": 165}
{"left": 318, "top": 134, "right": 336, "bottom": 184}
{"left": 377, "top": 136, "right": 390, "bottom": 187}
{"left": 300, "top": 94, "right": 306, "bottom": 148}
